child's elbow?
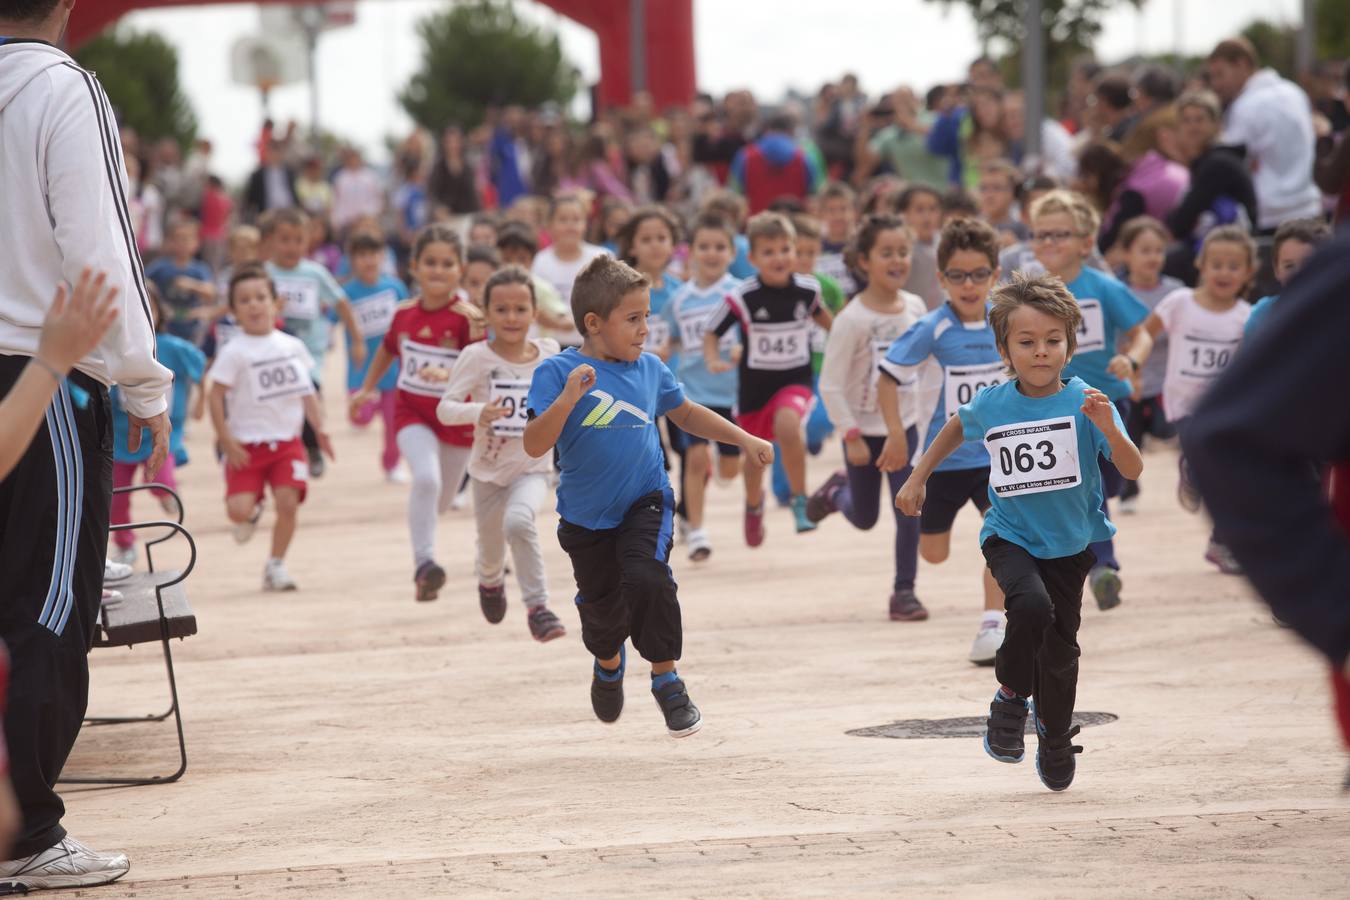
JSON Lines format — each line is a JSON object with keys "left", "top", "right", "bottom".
{"left": 521, "top": 429, "right": 548, "bottom": 458}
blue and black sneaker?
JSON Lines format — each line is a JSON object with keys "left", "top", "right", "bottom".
{"left": 1035, "top": 724, "right": 1083, "bottom": 792}
{"left": 652, "top": 673, "right": 702, "bottom": 738}
{"left": 984, "top": 691, "right": 1029, "bottom": 763}
{"left": 590, "top": 645, "right": 625, "bottom": 723}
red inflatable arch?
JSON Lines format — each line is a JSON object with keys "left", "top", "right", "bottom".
{"left": 66, "top": 0, "right": 695, "bottom": 112}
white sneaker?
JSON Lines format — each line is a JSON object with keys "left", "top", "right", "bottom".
{"left": 103, "top": 558, "right": 134, "bottom": 584}
{"left": 385, "top": 467, "right": 410, "bottom": 484}
{"left": 262, "top": 558, "right": 297, "bottom": 592}
{"left": 232, "top": 501, "right": 265, "bottom": 544}
{"left": 677, "top": 517, "right": 690, "bottom": 545}
{"left": 108, "top": 545, "right": 136, "bottom": 569}
{"left": 450, "top": 487, "right": 469, "bottom": 511}
{"left": 687, "top": 528, "right": 712, "bottom": 562}
{"left": 968, "top": 614, "right": 1005, "bottom": 666}
{"left": 0, "top": 836, "right": 129, "bottom": 890}
{"left": 101, "top": 589, "right": 122, "bottom": 604}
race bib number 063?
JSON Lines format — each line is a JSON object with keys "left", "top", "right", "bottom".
{"left": 984, "top": 415, "right": 1082, "bottom": 497}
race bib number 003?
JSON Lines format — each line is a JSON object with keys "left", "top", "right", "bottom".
{"left": 276, "top": 278, "right": 321, "bottom": 321}
{"left": 984, "top": 415, "right": 1082, "bottom": 497}
{"left": 354, "top": 290, "right": 398, "bottom": 339}
{"left": 488, "top": 377, "right": 531, "bottom": 437}
{"left": 1076, "top": 299, "right": 1105, "bottom": 354}
{"left": 944, "top": 361, "right": 1006, "bottom": 419}
{"left": 747, "top": 321, "right": 811, "bottom": 371}
{"left": 248, "top": 354, "right": 312, "bottom": 404}
{"left": 398, "top": 338, "right": 459, "bottom": 397}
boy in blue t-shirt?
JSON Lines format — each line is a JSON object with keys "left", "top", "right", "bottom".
{"left": 144, "top": 218, "right": 216, "bottom": 345}
{"left": 342, "top": 231, "right": 410, "bottom": 480}
{"left": 880, "top": 219, "right": 1008, "bottom": 666}
{"left": 896, "top": 273, "right": 1143, "bottom": 792}
{"left": 525, "top": 255, "right": 771, "bottom": 739}
{"left": 1029, "top": 191, "right": 1150, "bottom": 612}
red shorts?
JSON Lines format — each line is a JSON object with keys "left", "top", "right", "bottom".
{"left": 736, "top": 385, "right": 815, "bottom": 441}
{"left": 224, "top": 437, "right": 308, "bottom": 503}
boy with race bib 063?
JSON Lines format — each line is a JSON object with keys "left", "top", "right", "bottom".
{"left": 896, "top": 272, "right": 1143, "bottom": 792}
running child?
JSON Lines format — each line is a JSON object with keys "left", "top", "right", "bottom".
{"left": 1245, "top": 217, "right": 1331, "bottom": 337}
{"left": 895, "top": 185, "right": 944, "bottom": 309}
{"left": 144, "top": 218, "right": 215, "bottom": 344}
{"left": 262, "top": 208, "right": 364, "bottom": 478}
{"left": 342, "top": 231, "right": 410, "bottom": 482}
{"left": 816, "top": 181, "right": 858, "bottom": 295}
{"left": 207, "top": 265, "right": 334, "bottom": 592}
{"left": 876, "top": 218, "right": 1009, "bottom": 660}
{"left": 495, "top": 222, "right": 574, "bottom": 340}
{"left": 705, "top": 212, "right": 835, "bottom": 542}
{"left": 438, "top": 266, "right": 566, "bottom": 641}
{"left": 532, "top": 193, "right": 606, "bottom": 346}
{"left": 616, "top": 206, "right": 682, "bottom": 360}
{"left": 804, "top": 214, "right": 928, "bottom": 621}
{"left": 350, "top": 224, "right": 485, "bottom": 602}
{"left": 1115, "top": 216, "right": 1184, "bottom": 513}
{"left": 213, "top": 224, "right": 261, "bottom": 314}
{"left": 523, "top": 255, "right": 773, "bottom": 738}
{"left": 665, "top": 214, "right": 744, "bottom": 561}
{"left": 109, "top": 285, "right": 205, "bottom": 567}
{"left": 700, "top": 190, "right": 757, "bottom": 279}
{"left": 1029, "top": 190, "right": 1151, "bottom": 611}
{"left": 896, "top": 272, "right": 1143, "bottom": 792}
{"left": 1142, "top": 225, "right": 1254, "bottom": 573}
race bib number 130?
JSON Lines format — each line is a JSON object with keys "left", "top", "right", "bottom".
{"left": 984, "top": 416, "right": 1082, "bottom": 497}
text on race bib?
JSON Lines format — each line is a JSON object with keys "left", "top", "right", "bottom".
{"left": 643, "top": 315, "right": 671, "bottom": 353}
{"left": 275, "top": 278, "right": 321, "bottom": 321}
{"left": 354, "top": 290, "right": 398, "bottom": 339}
{"left": 488, "top": 377, "right": 531, "bottom": 437}
{"left": 1175, "top": 332, "right": 1239, "bottom": 382}
{"left": 1075, "top": 299, "right": 1105, "bottom": 354}
{"left": 397, "top": 338, "right": 460, "bottom": 397}
{"left": 984, "top": 415, "right": 1082, "bottom": 497}
{"left": 747, "top": 320, "right": 812, "bottom": 371}
{"left": 248, "top": 354, "right": 312, "bottom": 404}
{"left": 678, "top": 307, "right": 736, "bottom": 355}
{"left": 944, "top": 361, "right": 1007, "bottom": 420}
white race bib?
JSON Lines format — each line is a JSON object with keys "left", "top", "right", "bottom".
{"left": 248, "top": 353, "right": 312, "bottom": 404}
{"left": 1076, "top": 299, "right": 1105, "bottom": 354}
{"left": 861, "top": 339, "right": 899, "bottom": 413}
{"left": 985, "top": 415, "right": 1082, "bottom": 498}
{"left": 275, "top": 277, "right": 321, "bottom": 321}
{"left": 488, "top": 377, "right": 531, "bottom": 437}
{"left": 678, "top": 307, "right": 735, "bottom": 354}
{"left": 644, "top": 315, "right": 671, "bottom": 353}
{"left": 397, "top": 338, "right": 459, "bottom": 397}
{"left": 810, "top": 323, "right": 829, "bottom": 355}
{"left": 354, "top": 290, "right": 398, "bottom": 339}
{"left": 1175, "top": 332, "right": 1238, "bottom": 385}
{"left": 748, "top": 320, "right": 811, "bottom": 371}
{"left": 944, "top": 361, "right": 1007, "bottom": 420}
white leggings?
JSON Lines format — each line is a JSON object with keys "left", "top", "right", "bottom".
{"left": 396, "top": 424, "right": 471, "bottom": 568}
{"left": 473, "top": 474, "right": 550, "bottom": 608}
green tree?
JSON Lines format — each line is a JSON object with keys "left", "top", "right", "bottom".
{"left": 74, "top": 28, "right": 197, "bottom": 149}
{"left": 399, "top": 0, "right": 580, "bottom": 132}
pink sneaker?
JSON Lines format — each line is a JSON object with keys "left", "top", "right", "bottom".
{"left": 744, "top": 503, "right": 765, "bottom": 548}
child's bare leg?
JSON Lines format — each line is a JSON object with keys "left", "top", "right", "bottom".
{"left": 270, "top": 487, "right": 300, "bottom": 560}
{"left": 984, "top": 567, "right": 1004, "bottom": 612}
{"left": 226, "top": 492, "right": 260, "bottom": 523}
{"left": 743, "top": 452, "right": 766, "bottom": 507}
{"left": 773, "top": 408, "right": 807, "bottom": 495}
{"left": 920, "top": 531, "right": 951, "bottom": 564}
{"left": 683, "top": 444, "right": 711, "bottom": 529}
{"left": 718, "top": 450, "right": 742, "bottom": 482}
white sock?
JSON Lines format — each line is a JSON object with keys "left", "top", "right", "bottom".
{"left": 981, "top": 609, "right": 1004, "bottom": 625}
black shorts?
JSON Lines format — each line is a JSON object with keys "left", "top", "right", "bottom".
{"left": 920, "top": 466, "right": 991, "bottom": 535}
{"left": 666, "top": 406, "right": 741, "bottom": 457}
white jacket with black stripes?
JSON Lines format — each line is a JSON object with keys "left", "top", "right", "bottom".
{"left": 0, "top": 39, "right": 170, "bottom": 418}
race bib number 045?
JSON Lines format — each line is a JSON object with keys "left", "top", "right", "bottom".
{"left": 488, "top": 377, "right": 531, "bottom": 437}
{"left": 984, "top": 415, "right": 1082, "bottom": 497}
{"left": 398, "top": 339, "right": 459, "bottom": 397}
{"left": 748, "top": 321, "right": 811, "bottom": 371}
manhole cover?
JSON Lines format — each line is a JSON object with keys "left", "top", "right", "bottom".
{"left": 847, "top": 711, "right": 1118, "bottom": 739}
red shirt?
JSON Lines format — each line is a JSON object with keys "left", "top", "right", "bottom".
{"left": 382, "top": 294, "right": 483, "bottom": 446}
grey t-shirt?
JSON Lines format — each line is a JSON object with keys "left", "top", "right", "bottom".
{"left": 905, "top": 237, "right": 944, "bottom": 310}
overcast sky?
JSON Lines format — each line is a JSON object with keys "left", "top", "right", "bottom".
{"left": 121, "top": 0, "right": 1306, "bottom": 182}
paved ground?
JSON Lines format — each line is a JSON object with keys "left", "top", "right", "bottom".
{"left": 61, "top": 365, "right": 1349, "bottom": 898}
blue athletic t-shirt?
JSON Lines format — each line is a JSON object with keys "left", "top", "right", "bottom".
{"left": 668, "top": 273, "right": 741, "bottom": 408}
{"left": 113, "top": 333, "right": 205, "bottom": 467}
{"left": 342, "top": 275, "right": 409, "bottom": 391}
{"left": 645, "top": 272, "right": 684, "bottom": 369}
{"left": 958, "top": 376, "right": 1122, "bottom": 559}
{"left": 729, "top": 234, "right": 756, "bottom": 280}
{"left": 1061, "top": 267, "right": 1149, "bottom": 401}
{"left": 1244, "top": 294, "right": 1277, "bottom": 338}
{"left": 882, "top": 302, "right": 1004, "bottom": 472}
{"left": 527, "top": 348, "right": 686, "bottom": 530}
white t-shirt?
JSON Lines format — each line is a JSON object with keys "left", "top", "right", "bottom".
{"left": 1154, "top": 288, "right": 1250, "bottom": 422}
{"left": 437, "top": 339, "right": 560, "bottom": 486}
{"left": 207, "top": 331, "right": 316, "bottom": 444}
{"left": 817, "top": 291, "right": 928, "bottom": 436}
{"left": 532, "top": 243, "right": 606, "bottom": 307}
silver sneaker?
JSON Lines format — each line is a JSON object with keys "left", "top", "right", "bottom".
{"left": 103, "top": 558, "right": 134, "bottom": 584}
{"left": 968, "top": 616, "right": 1005, "bottom": 666}
{"left": 0, "top": 836, "right": 129, "bottom": 890}
{"left": 108, "top": 545, "right": 137, "bottom": 570}
{"left": 263, "top": 559, "right": 298, "bottom": 592}
{"left": 233, "top": 500, "right": 265, "bottom": 544}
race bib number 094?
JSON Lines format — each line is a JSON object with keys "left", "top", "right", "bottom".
{"left": 984, "top": 415, "right": 1082, "bottom": 497}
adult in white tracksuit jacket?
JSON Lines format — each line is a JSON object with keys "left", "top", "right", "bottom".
{"left": 0, "top": 7, "right": 169, "bottom": 883}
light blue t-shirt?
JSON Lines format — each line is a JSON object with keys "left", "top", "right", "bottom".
{"left": 668, "top": 273, "right": 741, "bottom": 409}
{"left": 527, "top": 348, "right": 686, "bottom": 531}
{"left": 113, "top": 333, "right": 205, "bottom": 467}
{"left": 645, "top": 272, "right": 683, "bottom": 370}
{"left": 1061, "top": 267, "right": 1150, "bottom": 402}
{"left": 342, "top": 275, "right": 409, "bottom": 392}
{"left": 729, "top": 234, "right": 757, "bottom": 280}
{"left": 883, "top": 302, "right": 1003, "bottom": 472}
{"left": 267, "top": 259, "right": 347, "bottom": 377}
{"left": 958, "top": 376, "right": 1122, "bottom": 559}
{"left": 1245, "top": 294, "right": 1277, "bottom": 338}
